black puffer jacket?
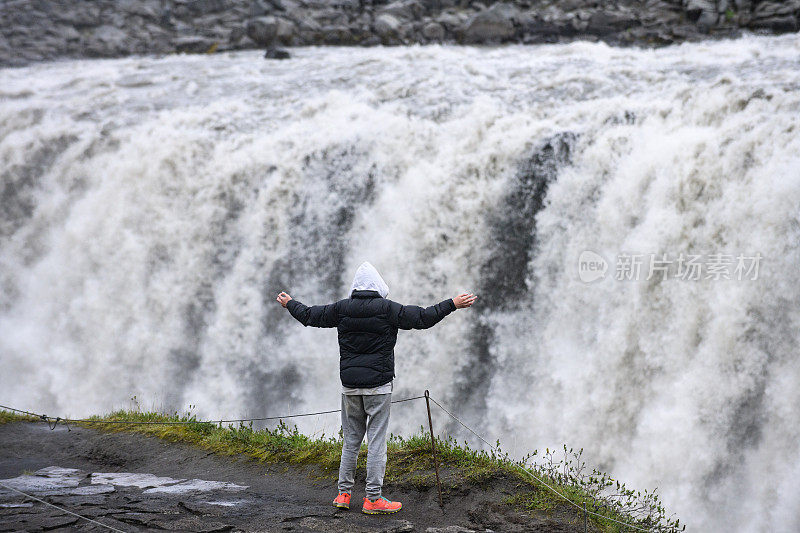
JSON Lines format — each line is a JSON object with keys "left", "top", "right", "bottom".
{"left": 286, "top": 290, "right": 456, "bottom": 388}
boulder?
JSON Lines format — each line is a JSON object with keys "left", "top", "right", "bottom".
{"left": 229, "top": 25, "right": 247, "bottom": 42}
{"left": 696, "top": 9, "right": 719, "bottom": 29}
{"left": 374, "top": 13, "right": 402, "bottom": 40}
{"left": 684, "top": 0, "right": 715, "bottom": 21}
{"left": 330, "top": 0, "right": 360, "bottom": 9}
{"left": 522, "top": 16, "right": 569, "bottom": 40}
{"left": 172, "top": 35, "right": 216, "bottom": 52}
{"left": 312, "top": 8, "right": 349, "bottom": 26}
{"left": 118, "top": 0, "right": 161, "bottom": 19}
{"left": 749, "top": 15, "right": 798, "bottom": 32}
{"left": 360, "top": 35, "right": 382, "bottom": 46}
{"left": 274, "top": 17, "right": 297, "bottom": 45}
{"left": 186, "top": 0, "right": 229, "bottom": 15}
{"left": 585, "top": 11, "right": 639, "bottom": 35}
{"left": 61, "top": 25, "right": 81, "bottom": 42}
{"left": 54, "top": 5, "right": 101, "bottom": 28}
{"left": 246, "top": 16, "right": 294, "bottom": 45}
{"left": 377, "top": 0, "right": 424, "bottom": 21}
{"left": 89, "top": 25, "right": 130, "bottom": 54}
{"left": 421, "top": 21, "right": 445, "bottom": 40}
{"left": 321, "top": 25, "right": 355, "bottom": 44}
{"left": 264, "top": 47, "right": 291, "bottom": 59}
{"left": 753, "top": 1, "right": 800, "bottom": 17}
{"left": 297, "top": 18, "right": 323, "bottom": 43}
{"left": 436, "top": 12, "right": 465, "bottom": 30}
{"left": 246, "top": 16, "right": 278, "bottom": 44}
{"left": 459, "top": 3, "right": 520, "bottom": 43}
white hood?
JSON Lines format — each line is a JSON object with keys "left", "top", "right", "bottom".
{"left": 350, "top": 262, "right": 389, "bottom": 298}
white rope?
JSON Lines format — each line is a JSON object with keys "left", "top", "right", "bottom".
{"left": 428, "top": 396, "right": 653, "bottom": 532}
{"left": 0, "top": 481, "right": 127, "bottom": 533}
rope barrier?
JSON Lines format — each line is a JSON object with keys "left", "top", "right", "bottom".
{"left": 0, "top": 481, "right": 127, "bottom": 533}
{"left": 0, "top": 396, "right": 424, "bottom": 428}
{"left": 1, "top": 395, "right": 655, "bottom": 531}
{"left": 427, "top": 396, "right": 653, "bottom": 532}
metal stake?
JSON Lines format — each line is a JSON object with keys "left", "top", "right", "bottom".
{"left": 584, "top": 501, "right": 587, "bottom": 533}
{"left": 424, "top": 390, "right": 444, "bottom": 509}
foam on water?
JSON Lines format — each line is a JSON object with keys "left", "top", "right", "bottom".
{"left": 2, "top": 36, "right": 800, "bottom": 531}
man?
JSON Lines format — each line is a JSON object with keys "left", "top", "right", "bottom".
{"left": 276, "top": 261, "right": 476, "bottom": 514}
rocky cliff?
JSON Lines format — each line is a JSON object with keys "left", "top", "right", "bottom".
{"left": 1, "top": 1, "right": 799, "bottom": 67}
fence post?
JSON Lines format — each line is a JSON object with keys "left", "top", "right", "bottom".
{"left": 424, "top": 390, "right": 444, "bottom": 509}
{"left": 584, "top": 501, "right": 587, "bottom": 533}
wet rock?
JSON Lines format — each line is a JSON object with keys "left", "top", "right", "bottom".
{"left": 422, "top": 21, "right": 446, "bottom": 40}
{"left": 91, "top": 472, "right": 184, "bottom": 488}
{"left": 143, "top": 478, "right": 248, "bottom": 494}
{"left": 1, "top": 466, "right": 86, "bottom": 492}
{"left": 0, "top": 502, "right": 34, "bottom": 508}
{"left": 460, "top": 3, "right": 520, "bottom": 43}
{"left": 381, "top": 520, "right": 414, "bottom": 533}
{"left": 264, "top": 47, "right": 291, "bottom": 59}
{"left": 37, "top": 515, "right": 81, "bottom": 529}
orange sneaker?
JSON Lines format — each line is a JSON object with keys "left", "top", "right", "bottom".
{"left": 332, "top": 492, "right": 351, "bottom": 509}
{"left": 362, "top": 496, "right": 402, "bottom": 514}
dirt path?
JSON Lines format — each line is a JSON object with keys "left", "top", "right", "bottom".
{"left": 0, "top": 422, "right": 580, "bottom": 532}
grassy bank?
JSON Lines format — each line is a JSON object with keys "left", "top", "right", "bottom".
{"left": 1, "top": 409, "right": 682, "bottom": 532}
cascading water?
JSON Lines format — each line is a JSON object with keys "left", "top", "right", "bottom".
{"left": 2, "top": 35, "right": 799, "bottom": 531}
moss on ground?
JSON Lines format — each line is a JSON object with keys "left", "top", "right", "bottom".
{"left": 0, "top": 410, "right": 682, "bottom": 532}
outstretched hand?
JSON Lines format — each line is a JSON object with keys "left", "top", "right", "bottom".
{"left": 277, "top": 292, "right": 292, "bottom": 308}
{"left": 453, "top": 293, "right": 477, "bottom": 309}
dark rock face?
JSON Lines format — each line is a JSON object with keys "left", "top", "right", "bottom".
{"left": 1, "top": 0, "right": 799, "bottom": 67}
{"left": 459, "top": 3, "right": 520, "bottom": 43}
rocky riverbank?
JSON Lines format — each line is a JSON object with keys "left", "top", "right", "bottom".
{"left": 1, "top": 0, "right": 798, "bottom": 66}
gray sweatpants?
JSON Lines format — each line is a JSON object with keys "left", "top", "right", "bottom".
{"left": 337, "top": 393, "right": 391, "bottom": 499}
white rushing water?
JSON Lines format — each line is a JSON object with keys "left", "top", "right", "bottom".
{"left": 2, "top": 36, "right": 800, "bottom": 531}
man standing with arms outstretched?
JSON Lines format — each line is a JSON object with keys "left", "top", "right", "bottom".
{"left": 276, "top": 262, "right": 477, "bottom": 514}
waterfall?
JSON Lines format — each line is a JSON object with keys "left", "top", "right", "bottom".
{"left": 1, "top": 36, "right": 799, "bottom": 531}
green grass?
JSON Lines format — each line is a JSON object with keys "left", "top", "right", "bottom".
{"left": 0, "top": 411, "right": 38, "bottom": 424}
{"left": 1, "top": 410, "right": 683, "bottom": 532}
